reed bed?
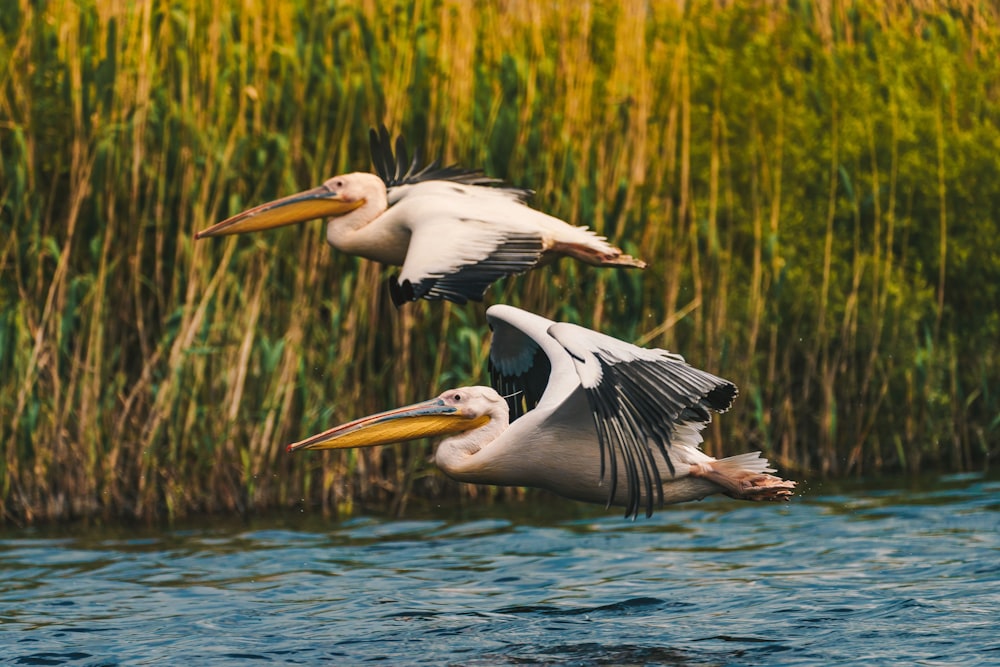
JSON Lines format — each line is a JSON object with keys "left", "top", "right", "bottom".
{"left": 1, "top": 0, "right": 998, "bottom": 522}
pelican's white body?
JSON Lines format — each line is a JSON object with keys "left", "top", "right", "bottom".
{"left": 323, "top": 173, "right": 637, "bottom": 290}
{"left": 430, "top": 305, "right": 794, "bottom": 513}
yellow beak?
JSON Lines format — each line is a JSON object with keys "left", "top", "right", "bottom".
{"left": 287, "top": 398, "right": 490, "bottom": 452}
{"left": 195, "top": 185, "right": 365, "bottom": 239}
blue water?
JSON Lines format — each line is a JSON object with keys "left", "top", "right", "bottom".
{"left": 1, "top": 474, "right": 997, "bottom": 665}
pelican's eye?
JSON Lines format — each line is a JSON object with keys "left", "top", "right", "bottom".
{"left": 451, "top": 393, "right": 462, "bottom": 403}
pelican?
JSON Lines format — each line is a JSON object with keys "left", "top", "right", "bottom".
{"left": 288, "top": 305, "right": 795, "bottom": 517}
{"left": 195, "top": 127, "right": 645, "bottom": 306}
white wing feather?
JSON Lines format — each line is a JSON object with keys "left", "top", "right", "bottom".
{"left": 389, "top": 182, "right": 622, "bottom": 302}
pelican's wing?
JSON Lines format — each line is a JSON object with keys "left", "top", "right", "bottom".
{"left": 547, "top": 322, "right": 738, "bottom": 518}
{"left": 389, "top": 194, "right": 547, "bottom": 305}
{"left": 369, "top": 126, "right": 533, "bottom": 203}
{"left": 485, "top": 305, "right": 561, "bottom": 421}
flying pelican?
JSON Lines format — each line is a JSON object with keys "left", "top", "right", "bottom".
{"left": 195, "top": 127, "right": 645, "bottom": 306}
{"left": 288, "top": 305, "right": 795, "bottom": 517}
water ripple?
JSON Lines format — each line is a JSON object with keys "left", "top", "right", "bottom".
{"left": 0, "top": 474, "right": 997, "bottom": 665}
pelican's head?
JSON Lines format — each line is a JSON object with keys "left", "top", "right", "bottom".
{"left": 195, "top": 172, "right": 385, "bottom": 239}
{"left": 287, "top": 386, "right": 507, "bottom": 453}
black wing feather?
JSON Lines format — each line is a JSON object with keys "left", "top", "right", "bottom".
{"left": 369, "top": 125, "right": 533, "bottom": 200}
{"left": 488, "top": 344, "right": 550, "bottom": 422}
{"left": 582, "top": 355, "right": 737, "bottom": 518}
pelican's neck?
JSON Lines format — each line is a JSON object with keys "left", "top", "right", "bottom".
{"left": 324, "top": 194, "right": 381, "bottom": 241}
{"left": 323, "top": 178, "right": 409, "bottom": 265}
{"left": 434, "top": 412, "right": 510, "bottom": 484}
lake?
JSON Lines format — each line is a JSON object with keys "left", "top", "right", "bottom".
{"left": 1, "top": 473, "right": 997, "bottom": 665}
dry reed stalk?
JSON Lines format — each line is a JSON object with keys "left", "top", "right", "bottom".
{"left": 1, "top": 0, "right": 998, "bottom": 522}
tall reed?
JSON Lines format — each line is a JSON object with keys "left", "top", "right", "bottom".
{"left": 1, "top": 0, "right": 998, "bottom": 522}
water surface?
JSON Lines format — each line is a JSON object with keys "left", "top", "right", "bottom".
{"left": 1, "top": 474, "right": 997, "bottom": 665}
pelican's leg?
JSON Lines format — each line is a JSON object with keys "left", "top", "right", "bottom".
{"left": 548, "top": 242, "right": 647, "bottom": 268}
{"left": 688, "top": 456, "right": 796, "bottom": 501}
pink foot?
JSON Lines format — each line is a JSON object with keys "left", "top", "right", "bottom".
{"left": 689, "top": 458, "right": 797, "bottom": 501}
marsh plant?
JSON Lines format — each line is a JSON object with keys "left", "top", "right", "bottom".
{"left": 1, "top": 0, "right": 998, "bottom": 521}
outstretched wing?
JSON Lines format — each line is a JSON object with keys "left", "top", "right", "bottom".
{"left": 392, "top": 228, "right": 544, "bottom": 305}
{"left": 369, "top": 125, "right": 532, "bottom": 202}
{"left": 547, "top": 322, "right": 738, "bottom": 518}
{"left": 485, "top": 306, "right": 560, "bottom": 421}
{"left": 387, "top": 183, "right": 548, "bottom": 305}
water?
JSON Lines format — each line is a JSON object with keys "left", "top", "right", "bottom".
{"left": 1, "top": 474, "right": 997, "bottom": 666}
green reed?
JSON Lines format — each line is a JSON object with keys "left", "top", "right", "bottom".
{"left": 1, "top": 0, "right": 997, "bottom": 522}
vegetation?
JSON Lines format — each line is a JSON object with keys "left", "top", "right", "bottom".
{"left": 1, "top": 0, "right": 998, "bottom": 522}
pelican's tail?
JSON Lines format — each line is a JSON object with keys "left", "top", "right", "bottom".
{"left": 689, "top": 452, "right": 796, "bottom": 501}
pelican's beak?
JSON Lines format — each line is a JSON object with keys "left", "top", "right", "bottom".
{"left": 287, "top": 398, "right": 489, "bottom": 452}
{"left": 195, "top": 184, "right": 365, "bottom": 239}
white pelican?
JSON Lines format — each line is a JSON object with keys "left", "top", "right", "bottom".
{"left": 288, "top": 305, "right": 795, "bottom": 517}
{"left": 195, "top": 127, "right": 645, "bottom": 305}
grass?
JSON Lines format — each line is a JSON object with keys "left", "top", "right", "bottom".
{"left": 1, "top": 0, "right": 998, "bottom": 522}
